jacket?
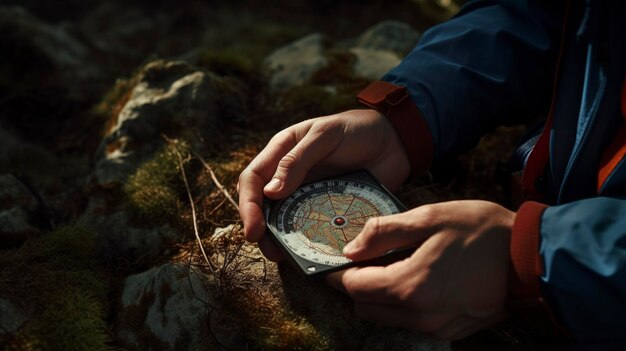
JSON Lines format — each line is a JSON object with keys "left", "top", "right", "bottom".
{"left": 357, "top": 0, "right": 626, "bottom": 349}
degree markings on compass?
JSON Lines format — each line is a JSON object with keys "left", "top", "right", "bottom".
{"left": 327, "top": 191, "right": 338, "bottom": 217}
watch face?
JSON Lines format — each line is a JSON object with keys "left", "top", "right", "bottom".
{"left": 264, "top": 170, "right": 406, "bottom": 277}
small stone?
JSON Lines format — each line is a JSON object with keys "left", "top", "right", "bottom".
{"left": 0, "top": 174, "right": 39, "bottom": 247}
{"left": 263, "top": 33, "right": 330, "bottom": 92}
{"left": 0, "top": 298, "right": 28, "bottom": 334}
{"left": 350, "top": 47, "right": 402, "bottom": 81}
{"left": 355, "top": 20, "right": 421, "bottom": 56}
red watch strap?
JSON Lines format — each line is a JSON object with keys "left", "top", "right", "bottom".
{"left": 357, "top": 81, "right": 434, "bottom": 176}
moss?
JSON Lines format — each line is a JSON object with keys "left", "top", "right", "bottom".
{"left": 310, "top": 49, "right": 357, "bottom": 86}
{"left": 254, "top": 317, "right": 329, "bottom": 351}
{"left": 18, "top": 288, "right": 112, "bottom": 351}
{"left": 123, "top": 140, "right": 190, "bottom": 225}
{"left": 197, "top": 49, "right": 257, "bottom": 79}
{"left": 278, "top": 83, "right": 361, "bottom": 121}
{"left": 0, "top": 225, "right": 112, "bottom": 351}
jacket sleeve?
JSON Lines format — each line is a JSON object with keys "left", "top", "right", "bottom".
{"left": 513, "top": 197, "right": 626, "bottom": 347}
{"left": 382, "top": 0, "right": 564, "bottom": 160}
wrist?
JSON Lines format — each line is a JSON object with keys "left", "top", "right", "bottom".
{"left": 357, "top": 81, "right": 434, "bottom": 178}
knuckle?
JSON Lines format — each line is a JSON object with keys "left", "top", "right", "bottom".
{"left": 276, "top": 152, "right": 299, "bottom": 174}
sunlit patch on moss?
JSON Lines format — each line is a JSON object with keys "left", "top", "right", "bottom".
{"left": 255, "top": 316, "right": 329, "bottom": 351}
{"left": 123, "top": 140, "right": 190, "bottom": 225}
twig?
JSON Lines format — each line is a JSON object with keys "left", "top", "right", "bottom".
{"left": 194, "top": 152, "right": 239, "bottom": 211}
{"left": 173, "top": 144, "right": 218, "bottom": 275}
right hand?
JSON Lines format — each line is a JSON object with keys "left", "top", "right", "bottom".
{"left": 237, "top": 109, "right": 411, "bottom": 261}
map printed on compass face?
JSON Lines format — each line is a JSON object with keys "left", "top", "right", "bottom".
{"left": 265, "top": 170, "right": 405, "bottom": 277}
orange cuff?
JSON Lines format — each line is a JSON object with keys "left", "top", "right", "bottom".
{"left": 357, "top": 81, "right": 434, "bottom": 177}
{"left": 509, "top": 201, "right": 548, "bottom": 302}
{"left": 509, "top": 201, "right": 571, "bottom": 338}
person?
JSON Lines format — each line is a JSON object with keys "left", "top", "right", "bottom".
{"left": 238, "top": 0, "right": 626, "bottom": 348}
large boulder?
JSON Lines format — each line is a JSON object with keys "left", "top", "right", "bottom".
{"left": 84, "top": 60, "right": 247, "bottom": 263}
{"left": 93, "top": 60, "right": 246, "bottom": 186}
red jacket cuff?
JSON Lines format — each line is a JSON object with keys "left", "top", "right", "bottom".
{"left": 509, "top": 201, "right": 548, "bottom": 302}
{"left": 357, "top": 81, "right": 434, "bottom": 177}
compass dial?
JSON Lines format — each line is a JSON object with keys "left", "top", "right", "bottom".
{"left": 273, "top": 179, "right": 401, "bottom": 266}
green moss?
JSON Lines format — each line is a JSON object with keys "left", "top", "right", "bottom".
{"left": 311, "top": 49, "right": 357, "bottom": 86}
{"left": 123, "top": 140, "right": 190, "bottom": 225}
{"left": 0, "top": 225, "right": 112, "bottom": 351}
{"left": 38, "top": 226, "right": 96, "bottom": 264}
{"left": 254, "top": 317, "right": 329, "bottom": 351}
{"left": 197, "top": 49, "right": 257, "bottom": 79}
{"left": 19, "top": 288, "right": 111, "bottom": 351}
{"left": 278, "top": 84, "right": 361, "bottom": 120}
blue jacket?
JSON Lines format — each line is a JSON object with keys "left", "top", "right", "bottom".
{"left": 377, "top": 0, "right": 626, "bottom": 349}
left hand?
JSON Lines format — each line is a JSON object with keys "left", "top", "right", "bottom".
{"left": 327, "top": 200, "right": 515, "bottom": 340}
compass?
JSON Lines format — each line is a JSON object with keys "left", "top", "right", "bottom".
{"left": 264, "top": 170, "right": 410, "bottom": 278}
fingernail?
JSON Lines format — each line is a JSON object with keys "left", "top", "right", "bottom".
{"left": 264, "top": 178, "right": 282, "bottom": 192}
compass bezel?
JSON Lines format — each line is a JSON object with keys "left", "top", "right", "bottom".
{"left": 263, "top": 169, "right": 408, "bottom": 279}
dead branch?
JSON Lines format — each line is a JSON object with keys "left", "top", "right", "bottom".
{"left": 194, "top": 151, "right": 239, "bottom": 211}
{"left": 171, "top": 142, "right": 218, "bottom": 276}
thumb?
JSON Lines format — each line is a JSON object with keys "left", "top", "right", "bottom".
{"left": 263, "top": 123, "right": 343, "bottom": 199}
{"left": 343, "top": 208, "right": 434, "bottom": 261}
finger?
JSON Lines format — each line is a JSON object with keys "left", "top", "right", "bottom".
{"left": 353, "top": 301, "right": 454, "bottom": 333}
{"left": 257, "top": 235, "right": 285, "bottom": 262}
{"left": 331, "top": 264, "right": 406, "bottom": 304}
{"left": 238, "top": 128, "right": 303, "bottom": 242}
{"left": 343, "top": 207, "right": 437, "bottom": 261}
{"left": 264, "top": 122, "right": 344, "bottom": 199}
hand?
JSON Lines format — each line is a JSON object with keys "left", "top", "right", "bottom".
{"left": 327, "top": 200, "right": 515, "bottom": 340}
{"left": 238, "top": 109, "right": 411, "bottom": 260}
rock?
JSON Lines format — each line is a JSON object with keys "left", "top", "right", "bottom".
{"left": 262, "top": 21, "right": 418, "bottom": 99}
{"left": 0, "top": 6, "right": 99, "bottom": 99}
{"left": 93, "top": 60, "right": 246, "bottom": 186}
{"left": 0, "top": 298, "right": 28, "bottom": 334}
{"left": 350, "top": 47, "right": 401, "bottom": 80}
{"left": 117, "top": 263, "right": 218, "bottom": 351}
{"left": 0, "top": 174, "right": 39, "bottom": 247}
{"left": 354, "top": 20, "right": 421, "bottom": 55}
{"left": 263, "top": 33, "right": 330, "bottom": 92}
{"left": 80, "top": 197, "right": 179, "bottom": 263}
{"left": 115, "top": 227, "right": 452, "bottom": 351}
{"left": 84, "top": 60, "right": 247, "bottom": 263}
